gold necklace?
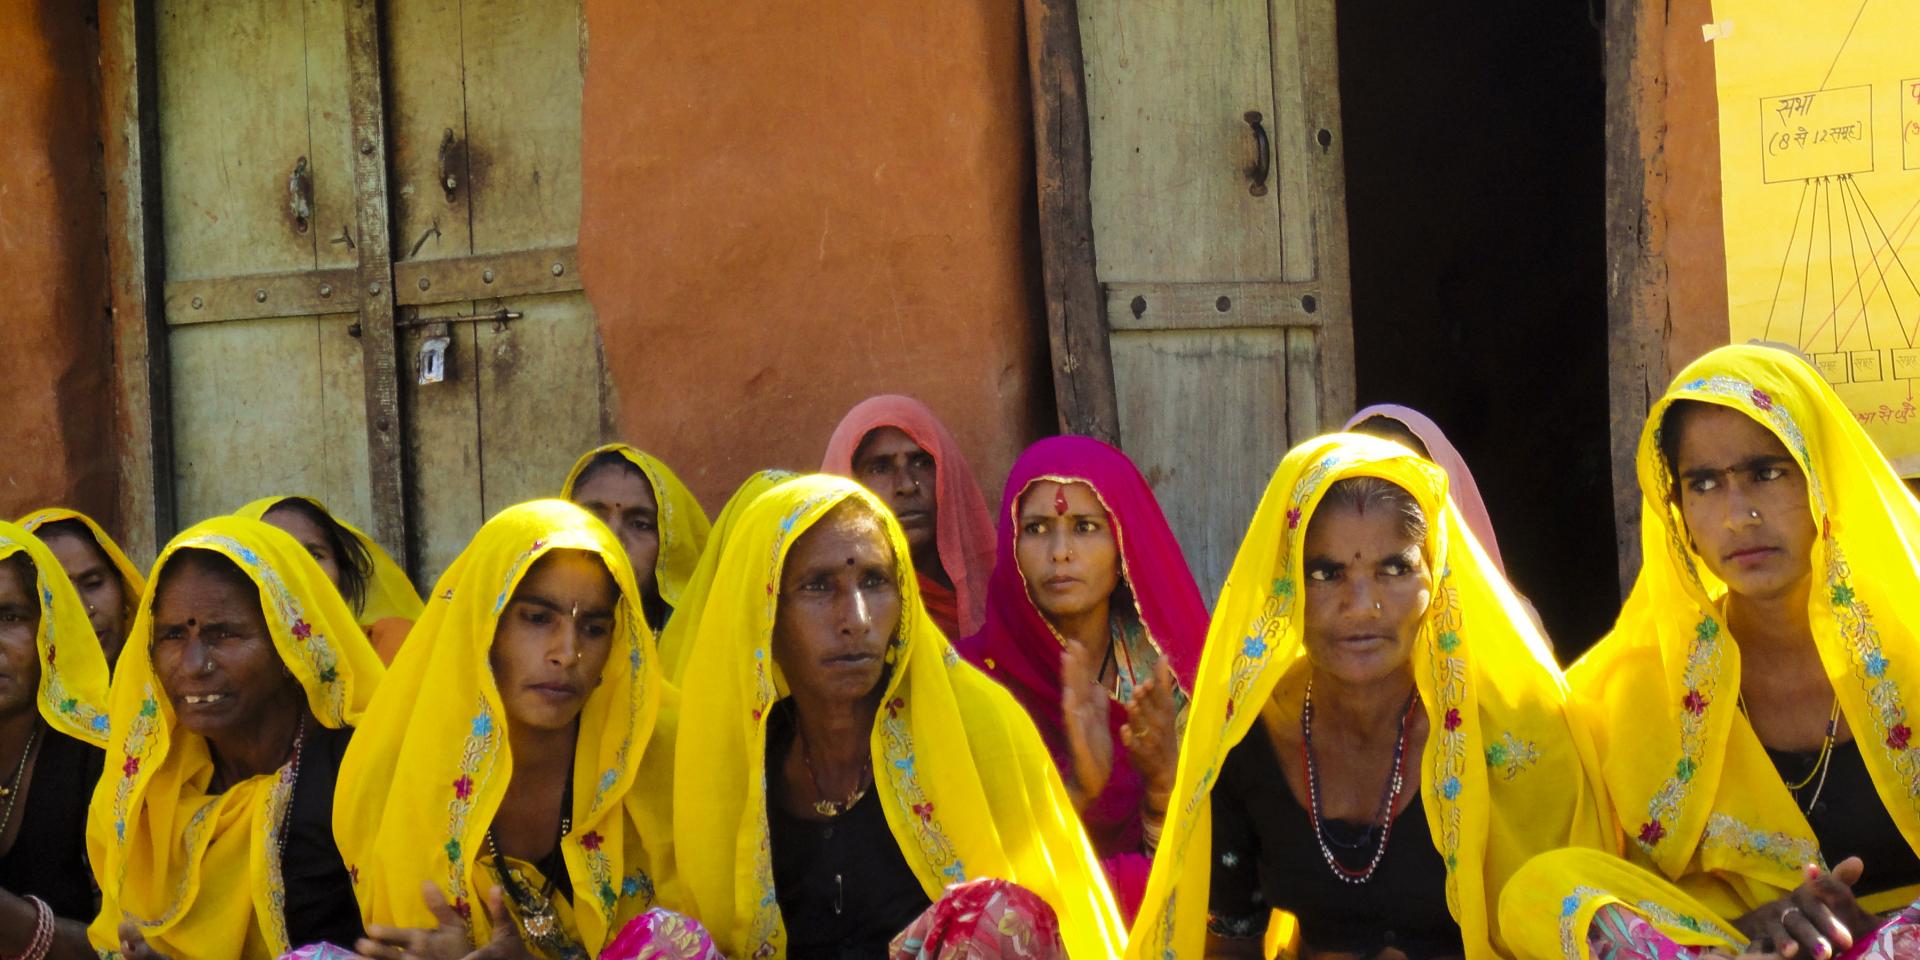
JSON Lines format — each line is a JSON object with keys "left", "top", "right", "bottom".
{"left": 799, "top": 732, "right": 871, "bottom": 818}
{"left": 1742, "top": 695, "right": 1841, "bottom": 806}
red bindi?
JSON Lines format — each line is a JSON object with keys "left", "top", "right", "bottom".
{"left": 1053, "top": 485, "right": 1070, "bottom": 516}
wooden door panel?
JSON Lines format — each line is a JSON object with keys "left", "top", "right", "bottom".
{"left": 399, "top": 321, "right": 483, "bottom": 587}
{"left": 460, "top": 0, "right": 584, "bottom": 253}
{"left": 1080, "top": 0, "right": 1282, "bottom": 281}
{"left": 474, "top": 295, "right": 612, "bottom": 516}
{"left": 155, "top": 0, "right": 327, "bottom": 278}
{"left": 1111, "top": 328, "right": 1290, "bottom": 598}
{"left": 384, "top": 0, "right": 475, "bottom": 260}
{"left": 156, "top": 0, "right": 371, "bottom": 530}
{"left": 169, "top": 316, "right": 372, "bottom": 524}
{"left": 1069, "top": 0, "right": 1355, "bottom": 595}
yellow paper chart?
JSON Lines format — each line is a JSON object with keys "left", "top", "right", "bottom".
{"left": 1713, "top": 0, "right": 1920, "bottom": 473}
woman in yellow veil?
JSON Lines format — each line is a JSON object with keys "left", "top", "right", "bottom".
{"left": 87, "top": 516, "right": 385, "bottom": 958}
{"left": 653, "top": 468, "right": 797, "bottom": 682}
{"left": 1127, "top": 434, "right": 1608, "bottom": 960}
{"left": 1500, "top": 345, "right": 1920, "bottom": 960}
{"left": 335, "top": 500, "right": 676, "bottom": 960}
{"left": 669, "top": 474, "right": 1123, "bottom": 959}
{"left": 0, "top": 521, "right": 113, "bottom": 956}
{"left": 20, "top": 507, "right": 146, "bottom": 665}
{"left": 235, "top": 496, "right": 423, "bottom": 665}
{"left": 562, "top": 444, "right": 711, "bottom": 632}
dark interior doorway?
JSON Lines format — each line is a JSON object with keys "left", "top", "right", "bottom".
{"left": 1337, "top": 1, "right": 1616, "bottom": 658}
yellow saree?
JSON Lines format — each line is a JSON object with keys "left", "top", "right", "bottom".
{"left": 562, "top": 444, "right": 712, "bottom": 612}
{"left": 669, "top": 474, "right": 1124, "bottom": 959}
{"left": 1504, "top": 344, "right": 1920, "bottom": 957}
{"left": 85, "top": 517, "right": 385, "bottom": 958}
{"left": 1127, "top": 434, "right": 1610, "bottom": 960}
{"left": 654, "top": 468, "right": 797, "bottom": 682}
{"left": 332, "top": 499, "right": 673, "bottom": 956}
{"left": 0, "top": 520, "right": 112, "bottom": 747}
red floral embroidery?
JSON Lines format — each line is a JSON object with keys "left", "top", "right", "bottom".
{"left": 46, "top": 645, "right": 55, "bottom": 664}
{"left": 349, "top": 865, "right": 360, "bottom": 884}
{"left": 1286, "top": 508, "right": 1302, "bottom": 529}
{"left": 1225, "top": 700, "right": 1236, "bottom": 721}
{"left": 580, "top": 831, "right": 604, "bottom": 851}
{"left": 292, "top": 619, "right": 312, "bottom": 641}
{"left": 122, "top": 757, "right": 140, "bottom": 777}
{"left": 1443, "top": 708, "right": 1463, "bottom": 732}
{"left": 1750, "top": 389, "right": 1773, "bottom": 411}
{"left": 453, "top": 775, "right": 473, "bottom": 799}
{"left": 913, "top": 802, "right": 935, "bottom": 822}
{"left": 1682, "top": 689, "right": 1709, "bottom": 715}
{"left": 1890, "top": 725, "right": 1912, "bottom": 751}
{"left": 452, "top": 898, "right": 472, "bottom": 921}
{"left": 1638, "top": 820, "right": 1666, "bottom": 846}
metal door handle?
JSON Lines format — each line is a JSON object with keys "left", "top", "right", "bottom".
{"left": 289, "top": 156, "right": 313, "bottom": 232}
{"left": 1245, "top": 111, "right": 1270, "bottom": 197}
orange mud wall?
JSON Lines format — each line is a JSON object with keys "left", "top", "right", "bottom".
{"left": 1657, "top": 0, "right": 1732, "bottom": 370}
{"left": 577, "top": 0, "right": 1054, "bottom": 509}
{"left": 0, "top": 3, "right": 114, "bottom": 524}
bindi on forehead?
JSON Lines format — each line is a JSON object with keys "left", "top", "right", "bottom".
{"left": 1054, "top": 485, "right": 1070, "bottom": 516}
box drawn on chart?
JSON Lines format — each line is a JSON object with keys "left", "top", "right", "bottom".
{"left": 1893, "top": 348, "right": 1920, "bottom": 380}
{"left": 1762, "top": 85, "right": 1874, "bottom": 183}
{"left": 1851, "top": 350, "right": 1885, "bottom": 382}
{"left": 1905, "top": 79, "right": 1920, "bottom": 171}
{"left": 1815, "top": 352, "right": 1851, "bottom": 384}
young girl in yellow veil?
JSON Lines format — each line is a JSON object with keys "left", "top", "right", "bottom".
{"left": 334, "top": 500, "right": 676, "bottom": 960}
{"left": 1127, "top": 434, "right": 1609, "bottom": 960}
{"left": 668, "top": 474, "right": 1124, "bottom": 959}
{"left": 1499, "top": 345, "right": 1920, "bottom": 960}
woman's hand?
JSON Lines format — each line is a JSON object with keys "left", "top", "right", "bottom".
{"left": 466, "top": 887, "right": 537, "bottom": 960}
{"left": 115, "top": 923, "right": 173, "bottom": 960}
{"left": 1060, "top": 633, "right": 1115, "bottom": 810}
{"left": 1121, "top": 656, "right": 1180, "bottom": 814}
{"left": 1734, "top": 858, "right": 1875, "bottom": 959}
{"left": 355, "top": 882, "right": 480, "bottom": 960}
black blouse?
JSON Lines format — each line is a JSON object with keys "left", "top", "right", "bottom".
{"left": 1767, "top": 737, "right": 1920, "bottom": 898}
{"left": 0, "top": 728, "right": 103, "bottom": 921}
{"left": 766, "top": 702, "right": 932, "bottom": 960}
{"left": 1209, "top": 719, "right": 1463, "bottom": 960}
{"left": 280, "top": 724, "right": 366, "bottom": 949}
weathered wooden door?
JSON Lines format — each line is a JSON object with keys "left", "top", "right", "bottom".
{"left": 152, "top": 0, "right": 611, "bottom": 587}
{"left": 1074, "top": 0, "right": 1355, "bottom": 597}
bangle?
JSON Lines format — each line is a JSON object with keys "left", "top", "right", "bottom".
{"left": 4, "top": 895, "right": 53, "bottom": 960}
{"left": 1141, "top": 806, "right": 1166, "bottom": 854}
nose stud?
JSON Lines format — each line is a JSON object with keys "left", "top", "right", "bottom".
{"left": 1749, "top": 509, "right": 1761, "bottom": 520}
{"left": 1374, "top": 601, "right": 1383, "bottom": 612}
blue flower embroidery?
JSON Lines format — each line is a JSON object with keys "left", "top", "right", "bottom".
{"left": 1867, "top": 651, "right": 1889, "bottom": 678}
{"left": 1440, "top": 776, "right": 1461, "bottom": 800}
{"left": 1561, "top": 894, "right": 1581, "bottom": 918}
{"left": 1242, "top": 635, "right": 1266, "bottom": 658}
{"left": 471, "top": 713, "right": 493, "bottom": 737}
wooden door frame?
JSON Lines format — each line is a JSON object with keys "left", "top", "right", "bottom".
{"left": 1023, "top": 0, "right": 1356, "bottom": 444}
{"left": 97, "top": 0, "right": 414, "bottom": 561}
{"left": 1601, "top": 0, "right": 1672, "bottom": 592}
{"left": 99, "top": 0, "right": 171, "bottom": 561}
